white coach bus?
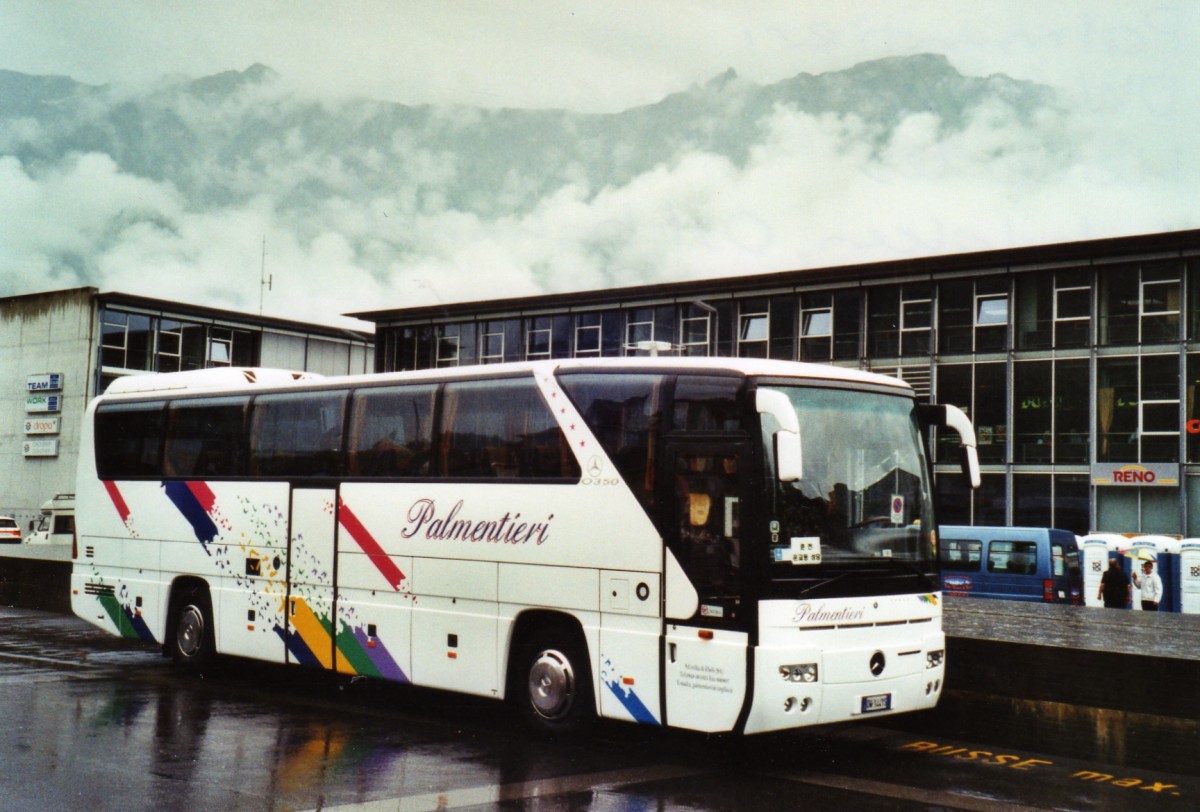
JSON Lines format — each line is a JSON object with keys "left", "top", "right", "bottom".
{"left": 71, "top": 358, "right": 978, "bottom": 735}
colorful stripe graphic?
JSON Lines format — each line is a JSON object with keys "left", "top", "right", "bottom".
{"left": 605, "top": 680, "right": 659, "bottom": 725}
{"left": 162, "top": 481, "right": 220, "bottom": 543}
{"left": 336, "top": 625, "right": 408, "bottom": 682}
{"left": 277, "top": 597, "right": 409, "bottom": 683}
{"left": 338, "top": 499, "right": 406, "bottom": 590}
{"left": 102, "top": 481, "right": 131, "bottom": 523}
{"left": 97, "top": 594, "right": 156, "bottom": 642}
{"left": 283, "top": 596, "right": 335, "bottom": 669}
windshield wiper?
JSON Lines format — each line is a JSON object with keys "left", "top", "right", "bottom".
{"left": 799, "top": 572, "right": 851, "bottom": 595}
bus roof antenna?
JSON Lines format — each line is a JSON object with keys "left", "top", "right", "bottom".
{"left": 259, "top": 236, "right": 273, "bottom": 315}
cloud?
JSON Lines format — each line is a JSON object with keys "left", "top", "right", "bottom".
{"left": 2, "top": 61, "right": 1197, "bottom": 333}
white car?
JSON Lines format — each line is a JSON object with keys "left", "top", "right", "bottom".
{"left": 0, "top": 516, "right": 21, "bottom": 543}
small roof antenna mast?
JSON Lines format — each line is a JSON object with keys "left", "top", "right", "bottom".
{"left": 259, "top": 236, "right": 273, "bottom": 315}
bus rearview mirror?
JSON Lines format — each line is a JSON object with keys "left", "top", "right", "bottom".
{"left": 756, "top": 389, "right": 803, "bottom": 482}
{"left": 920, "top": 403, "right": 981, "bottom": 489}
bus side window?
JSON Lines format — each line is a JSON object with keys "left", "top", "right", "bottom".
{"left": 348, "top": 385, "right": 435, "bottom": 477}
{"left": 95, "top": 401, "right": 166, "bottom": 478}
{"left": 249, "top": 391, "right": 348, "bottom": 477}
{"left": 440, "top": 378, "right": 580, "bottom": 480}
{"left": 559, "top": 373, "right": 666, "bottom": 511}
{"left": 164, "top": 397, "right": 249, "bottom": 478}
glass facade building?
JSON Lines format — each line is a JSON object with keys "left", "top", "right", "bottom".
{"left": 352, "top": 230, "right": 1200, "bottom": 537}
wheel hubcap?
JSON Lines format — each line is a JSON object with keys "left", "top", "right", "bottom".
{"left": 177, "top": 605, "right": 205, "bottom": 658}
{"left": 528, "top": 649, "right": 575, "bottom": 720}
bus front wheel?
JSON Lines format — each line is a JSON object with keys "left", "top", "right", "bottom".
{"left": 169, "top": 587, "right": 214, "bottom": 668}
{"left": 516, "top": 634, "right": 593, "bottom": 735}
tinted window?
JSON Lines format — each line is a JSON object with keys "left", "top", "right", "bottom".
{"left": 440, "top": 378, "right": 580, "bottom": 480}
{"left": 988, "top": 540, "right": 1038, "bottom": 575}
{"left": 165, "top": 397, "right": 249, "bottom": 477}
{"left": 560, "top": 373, "right": 666, "bottom": 508}
{"left": 941, "top": 538, "right": 982, "bottom": 572}
{"left": 348, "top": 385, "right": 435, "bottom": 477}
{"left": 672, "top": 376, "right": 743, "bottom": 433}
{"left": 95, "top": 401, "right": 166, "bottom": 478}
{"left": 249, "top": 391, "right": 347, "bottom": 477}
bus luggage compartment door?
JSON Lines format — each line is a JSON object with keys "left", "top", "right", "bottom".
{"left": 286, "top": 487, "right": 338, "bottom": 669}
{"left": 664, "top": 624, "right": 748, "bottom": 732}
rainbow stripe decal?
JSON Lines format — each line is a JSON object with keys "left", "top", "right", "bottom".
{"left": 338, "top": 499, "right": 406, "bottom": 590}
{"left": 337, "top": 625, "right": 408, "bottom": 682}
{"left": 102, "top": 481, "right": 131, "bottom": 523}
{"left": 278, "top": 596, "right": 408, "bottom": 682}
{"left": 97, "top": 593, "right": 155, "bottom": 642}
{"left": 162, "top": 481, "right": 220, "bottom": 544}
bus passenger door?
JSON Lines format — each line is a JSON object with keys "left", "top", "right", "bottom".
{"left": 285, "top": 486, "right": 338, "bottom": 669}
{"left": 663, "top": 444, "right": 750, "bottom": 733}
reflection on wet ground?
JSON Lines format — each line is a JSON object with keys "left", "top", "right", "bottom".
{"left": 1, "top": 607, "right": 1197, "bottom": 811}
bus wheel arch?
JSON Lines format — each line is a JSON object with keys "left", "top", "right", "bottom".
{"left": 508, "top": 611, "right": 595, "bottom": 735}
{"left": 165, "top": 578, "right": 215, "bottom": 668}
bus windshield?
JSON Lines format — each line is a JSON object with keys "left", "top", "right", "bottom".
{"left": 761, "top": 384, "right": 936, "bottom": 595}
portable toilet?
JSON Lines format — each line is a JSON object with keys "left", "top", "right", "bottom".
{"left": 1122, "top": 536, "right": 1178, "bottom": 612}
{"left": 1181, "top": 542, "right": 1200, "bottom": 615}
{"left": 1079, "top": 533, "right": 1127, "bottom": 608}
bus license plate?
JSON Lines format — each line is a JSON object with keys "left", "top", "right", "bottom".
{"left": 862, "top": 693, "right": 892, "bottom": 713}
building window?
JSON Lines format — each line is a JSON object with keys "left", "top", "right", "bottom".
{"left": 833, "top": 290, "right": 862, "bottom": 360}
{"left": 937, "top": 362, "right": 1006, "bottom": 464}
{"left": 737, "top": 298, "right": 769, "bottom": 358}
{"left": 867, "top": 286, "right": 899, "bottom": 358}
{"left": 1053, "top": 268, "right": 1091, "bottom": 348}
{"left": 625, "top": 308, "right": 656, "bottom": 355}
{"left": 100, "top": 310, "right": 153, "bottom": 372}
{"left": 900, "top": 288, "right": 932, "bottom": 357}
{"left": 480, "top": 322, "right": 505, "bottom": 363}
{"left": 1014, "top": 361, "right": 1052, "bottom": 463}
{"left": 436, "top": 332, "right": 460, "bottom": 367}
{"left": 1013, "top": 358, "right": 1089, "bottom": 464}
{"left": 939, "top": 278, "right": 1009, "bottom": 354}
{"left": 680, "top": 303, "right": 713, "bottom": 357}
{"left": 799, "top": 293, "right": 832, "bottom": 361}
{"left": 157, "top": 320, "right": 183, "bottom": 372}
{"left": 1013, "top": 475, "right": 1092, "bottom": 534}
{"left": 1099, "top": 261, "right": 1182, "bottom": 345}
{"left": 208, "top": 327, "right": 234, "bottom": 367}
{"left": 1098, "top": 355, "right": 1179, "bottom": 463}
{"left": 868, "top": 284, "right": 929, "bottom": 358}
{"left": 936, "top": 472, "right": 1007, "bottom": 526}
{"left": 575, "top": 313, "right": 602, "bottom": 357}
{"left": 1186, "top": 355, "right": 1200, "bottom": 463}
{"left": 526, "top": 317, "right": 552, "bottom": 360}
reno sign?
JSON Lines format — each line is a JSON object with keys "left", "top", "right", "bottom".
{"left": 1091, "top": 463, "right": 1180, "bottom": 488}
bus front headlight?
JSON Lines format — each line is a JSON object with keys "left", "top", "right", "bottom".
{"left": 780, "top": 663, "right": 818, "bottom": 683}
{"left": 926, "top": 649, "right": 945, "bottom": 669}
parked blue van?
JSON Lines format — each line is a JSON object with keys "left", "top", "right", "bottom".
{"left": 939, "top": 526, "right": 1083, "bottom": 604}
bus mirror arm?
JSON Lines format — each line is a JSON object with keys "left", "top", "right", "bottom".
{"left": 919, "top": 403, "right": 981, "bottom": 489}
{"left": 757, "top": 389, "right": 803, "bottom": 482}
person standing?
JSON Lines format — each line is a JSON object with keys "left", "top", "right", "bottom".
{"left": 1098, "top": 556, "right": 1131, "bottom": 608}
{"left": 1131, "top": 560, "right": 1163, "bottom": 612}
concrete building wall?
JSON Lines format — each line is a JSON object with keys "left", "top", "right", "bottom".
{"left": 0, "top": 289, "right": 96, "bottom": 528}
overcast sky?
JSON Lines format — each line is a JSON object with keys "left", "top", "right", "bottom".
{"left": 6, "top": 1, "right": 1197, "bottom": 112}
{"left": 3, "top": 2, "right": 1199, "bottom": 327}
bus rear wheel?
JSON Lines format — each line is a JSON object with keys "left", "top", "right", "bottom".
{"left": 169, "top": 587, "right": 214, "bottom": 668}
{"left": 516, "top": 633, "right": 594, "bottom": 735}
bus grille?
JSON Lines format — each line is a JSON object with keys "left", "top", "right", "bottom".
{"left": 84, "top": 583, "right": 115, "bottom": 597}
